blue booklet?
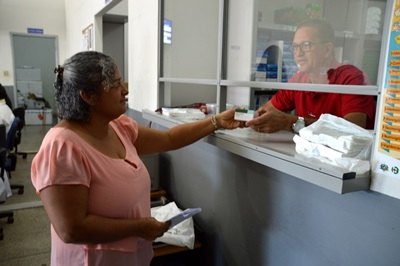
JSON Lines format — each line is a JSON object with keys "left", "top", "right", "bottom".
{"left": 167, "top": 208, "right": 202, "bottom": 229}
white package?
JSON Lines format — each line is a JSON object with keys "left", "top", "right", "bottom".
{"left": 151, "top": 201, "right": 196, "bottom": 249}
{"left": 161, "top": 108, "right": 205, "bottom": 121}
{"left": 298, "top": 113, "right": 373, "bottom": 159}
{"left": 293, "top": 134, "right": 371, "bottom": 176}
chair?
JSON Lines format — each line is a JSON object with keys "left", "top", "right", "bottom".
{"left": 4, "top": 117, "right": 24, "bottom": 195}
{"left": 0, "top": 125, "right": 7, "bottom": 183}
{"left": 0, "top": 124, "right": 14, "bottom": 240}
{"left": 12, "top": 107, "right": 27, "bottom": 159}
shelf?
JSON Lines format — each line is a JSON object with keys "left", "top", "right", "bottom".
{"left": 142, "top": 110, "right": 370, "bottom": 194}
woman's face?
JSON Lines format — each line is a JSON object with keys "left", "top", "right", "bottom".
{"left": 292, "top": 26, "right": 329, "bottom": 75}
{"left": 95, "top": 68, "right": 128, "bottom": 119}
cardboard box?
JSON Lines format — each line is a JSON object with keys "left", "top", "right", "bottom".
{"left": 25, "top": 109, "right": 53, "bottom": 125}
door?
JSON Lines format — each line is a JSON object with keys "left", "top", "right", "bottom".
{"left": 103, "top": 15, "right": 128, "bottom": 81}
{"left": 12, "top": 33, "right": 58, "bottom": 114}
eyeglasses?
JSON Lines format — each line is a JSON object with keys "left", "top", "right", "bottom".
{"left": 290, "top": 41, "right": 321, "bottom": 53}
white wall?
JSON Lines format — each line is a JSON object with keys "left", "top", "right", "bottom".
{"left": 64, "top": 0, "right": 159, "bottom": 112}
{"left": 0, "top": 0, "right": 67, "bottom": 85}
{"left": 106, "top": 0, "right": 128, "bottom": 16}
{"left": 64, "top": 0, "right": 104, "bottom": 55}
{"left": 226, "top": 0, "right": 255, "bottom": 107}
{"left": 129, "top": 1, "right": 159, "bottom": 111}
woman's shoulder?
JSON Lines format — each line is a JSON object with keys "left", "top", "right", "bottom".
{"left": 114, "top": 114, "right": 137, "bottom": 125}
{"left": 112, "top": 114, "right": 138, "bottom": 131}
{"left": 111, "top": 115, "right": 139, "bottom": 142}
{"left": 41, "top": 125, "right": 85, "bottom": 150}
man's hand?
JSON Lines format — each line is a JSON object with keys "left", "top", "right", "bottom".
{"left": 246, "top": 108, "right": 295, "bottom": 133}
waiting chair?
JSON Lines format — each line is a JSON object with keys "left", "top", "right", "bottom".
{"left": 12, "top": 107, "right": 27, "bottom": 159}
{"left": 0, "top": 124, "right": 14, "bottom": 240}
{"left": 4, "top": 117, "right": 24, "bottom": 195}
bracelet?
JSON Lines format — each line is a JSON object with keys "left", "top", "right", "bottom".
{"left": 211, "top": 115, "right": 219, "bottom": 130}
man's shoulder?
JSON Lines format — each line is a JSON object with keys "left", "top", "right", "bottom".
{"left": 288, "top": 71, "right": 309, "bottom": 83}
{"left": 328, "top": 64, "right": 365, "bottom": 85}
{"left": 332, "top": 64, "right": 362, "bottom": 74}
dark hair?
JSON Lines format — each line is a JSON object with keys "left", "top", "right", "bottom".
{"left": 54, "top": 51, "right": 117, "bottom": 122}
{"left": 296, "top": 19, "right": 335, "bottom": 43}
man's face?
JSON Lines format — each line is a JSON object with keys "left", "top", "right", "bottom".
{"left": 292, "top": 26, "right": 328, "bottom": 74}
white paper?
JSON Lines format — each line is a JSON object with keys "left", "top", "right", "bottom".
{"left": 161, "top": 108, "right": 205, "bottom": 120}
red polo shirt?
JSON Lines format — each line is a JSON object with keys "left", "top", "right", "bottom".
{"left": 270, "top": 64, "right": 376, "bottom": 129}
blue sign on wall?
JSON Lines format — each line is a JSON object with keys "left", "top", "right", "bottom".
{"left": 27, "top": 28, "right": 44, "bottom": 34}
{"left": 163, "top": 19, "right": 172, "bottom": 45}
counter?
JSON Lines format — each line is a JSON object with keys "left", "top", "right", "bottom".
{"left": 142, "top": 109, "right": 370, "bottom": 194}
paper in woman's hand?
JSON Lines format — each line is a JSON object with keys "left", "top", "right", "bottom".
{"left": 167, "top": 208, "right": 202, "bottom": 229}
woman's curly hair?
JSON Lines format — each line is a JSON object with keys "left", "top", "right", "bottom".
{"left": 54, "top": 51, "right": 117, "bottom": 122}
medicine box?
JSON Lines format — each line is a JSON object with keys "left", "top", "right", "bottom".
{"left": 25, "top": 109, "right": 53, "bottom": 125}
{"left": 234, "top": 109, "right": 255, "bottom": 121}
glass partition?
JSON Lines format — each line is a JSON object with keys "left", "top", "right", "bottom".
{"left": 251, "top": 0, "right": 387, "bottom": 85}
{"left": 159, "top": 0, "right": 387, "bottom": 116}
{"left": 156, "top": 0, "right": 390, "bottom": 192}
{"left": 162, "top": 0, "right": 220, "bottom": 79}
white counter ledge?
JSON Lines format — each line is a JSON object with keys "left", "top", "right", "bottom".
{"left": 142, "top": 109, "right": 370, "bottom": 194}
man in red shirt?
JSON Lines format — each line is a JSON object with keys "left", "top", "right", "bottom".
{"left": 246, "top": 19, "right": 376, "bottom": 133}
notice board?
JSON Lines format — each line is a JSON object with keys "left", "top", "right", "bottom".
{"left": 371, "top": 0, "right": 400, "bottom": 199}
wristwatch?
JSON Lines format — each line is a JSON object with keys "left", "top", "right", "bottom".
{"left": 292, "top": 116, "right": 305, "bottom": 133}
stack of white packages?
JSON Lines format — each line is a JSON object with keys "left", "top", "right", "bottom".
{"left": 293, "top": 114, "right": 374, "bottom": 176}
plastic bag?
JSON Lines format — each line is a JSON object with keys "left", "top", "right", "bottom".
{"left": 151, "top": 201, "right": 196, "bottom": 249}
{"left": 293, "top": 114, "right": 374, "bottom": 176}
{"left": 298, "top": 114, "right": 373, "bottom": 159}
{"left": 293, "top": 135, "right": 371, "bottom": 176}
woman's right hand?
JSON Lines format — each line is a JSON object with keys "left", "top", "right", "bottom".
{"left": 216, "top": 108, "right": 243, "bottom": 129}
{"left": 135, "top": 217, "right": 170, "bottom": 241}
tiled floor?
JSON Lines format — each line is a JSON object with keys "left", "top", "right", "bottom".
{"left": 0, "top": 124, "right": 52, "bottom": 266}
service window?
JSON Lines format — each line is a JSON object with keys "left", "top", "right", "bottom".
{"left": 251, "top": 0, "right": 387, "bottom": 85}
{"left": 161, "top": 0, "right": 220, "bottom": 106}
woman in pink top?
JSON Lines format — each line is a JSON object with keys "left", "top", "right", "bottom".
{"left": 31, "top": 51, "right": 241, "bottom": 266}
